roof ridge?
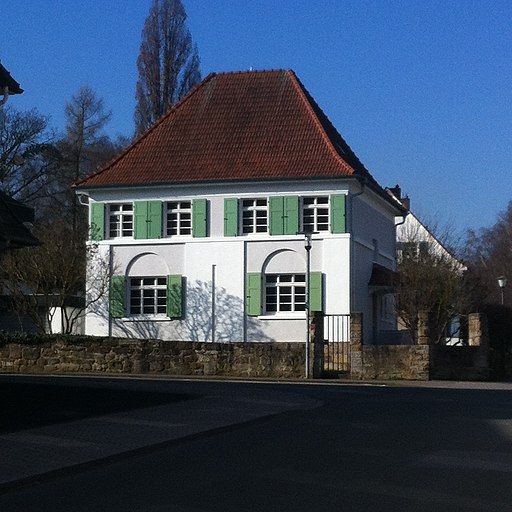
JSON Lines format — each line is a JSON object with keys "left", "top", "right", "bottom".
{"left": 214, "top": 68, "right": 290, "bottom": 76}
{"left": 74, "top": 73, "right": 218, "bottom": 188}
{"left": 287, "top": 70, "right": 355, "bottom": 175}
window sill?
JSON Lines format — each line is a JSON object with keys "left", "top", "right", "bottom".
{"left": 119, "top": 316, "right": 171, "bottom": 322}
{"left": 257, "top": 313, "right": 307, "bottom": 320}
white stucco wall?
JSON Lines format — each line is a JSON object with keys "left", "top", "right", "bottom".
{"left": 81, "top": 179, "right": 400, "bottom": 344}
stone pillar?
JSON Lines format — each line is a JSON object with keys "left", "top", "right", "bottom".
{"left": 468, "top": 313, "right": 488, "bottom": 347}
{"left": 311, "top": 311, "right": 324, "bottom": 379}
{"left": 417, "top": 310, "right": 434, "bottom": 345}
{"left": 468, "top": 312, "right": 489, "bottom": 371}
{"left": 350, "top": 312, "right": 364, "bottom": 379}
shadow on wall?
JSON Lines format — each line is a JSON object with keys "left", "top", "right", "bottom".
{"left": 180, "top": 280, "right": 274, "bottom": 343}
{"left": 91, "top": 279, "right": 274, "bottom": 343}
{"left": 116, "top": 317, "right": 161, "bottom": 340}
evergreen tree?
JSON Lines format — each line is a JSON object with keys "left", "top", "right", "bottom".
{"left": 134, "top": 0, "right": 201, "bottom": 136}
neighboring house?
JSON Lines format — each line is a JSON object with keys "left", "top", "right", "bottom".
{"left": 388, "top": 185, "right": 463, "bottom": 267}
{"left": 0, "top": 62, "right": 36, "bottom": 249}
{"left": 75, "top": 70, "right": 405, "bottom": 345}
{"left": 0, "top": 61, "right": 23, "bottom": 106}
{"left": 0, "top": 61, "right": 44, "bottom": 333}
{"left": 388, "top": 185, "right": 466, "bottom": 344}
{"left": 0, "top": 192, "right": 39, "bottom": 249}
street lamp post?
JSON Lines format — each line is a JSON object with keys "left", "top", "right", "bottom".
{"left": 497, "top": 276, "right": 507, "bottom": 306}
{"left": 303, "top": 230, "right": 313, "bottom": 379}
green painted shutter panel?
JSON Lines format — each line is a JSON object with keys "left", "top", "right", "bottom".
{"left": 134, "top": 201, "right": 148, "bottom": 239}
{"left": 110, "top": 275, "right": 126, "bottom": 318}
{"left": 224, "top": 198, "right": 239, "bottom": 236}
{"left": 167, "top": 275, "right": 183, "bottom": 318}
{"left": 134, "top": 201, "right": 161, "bottom": 239}
{"left": 192, "top": 199, "right": 207, "bottom": 238}
{"left": 330, "top": 194, "right": 346, "bottom": 234}
{"left": 246, "top": 272, "right": 262, "bottom": 316}
{"left": 269, "top": 197, "right": 284, "bottom": 235}
{"left": 147, "top": 201, "right": 162, "bottom": 239}
{"left": 283, "top": 196, "right": 299, "bottom": 235}
{"left": 309, "top": 272, "right": 323, "bottom": 312}
{"left": 90, "top": 202, "right": 105, "bottom": 241}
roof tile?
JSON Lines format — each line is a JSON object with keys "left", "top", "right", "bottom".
{"left": 76, "top": 70, "right": 375, "bottom": 188}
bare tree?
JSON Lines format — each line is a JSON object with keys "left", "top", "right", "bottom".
{"left": 0, "top": 217, "right": 111, "bottom": 334}
{"left": 464, "top": 201, "right": 512, "bottom": 307}
{"left": 57, "top": 86, "right": 125, "bottom": 240}
{"left": 0, "top": 105, "right": 60, "bottom": 204}
{"left": 396, "top": 217, "right": 473, "bottom": 344}
{"left": 134, "top": 0, "right": 201, "bottom": 135}
{"left": 61, "top": 86, "right": 113, "bottom": 181}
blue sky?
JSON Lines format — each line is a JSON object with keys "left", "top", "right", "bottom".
{"left": 2, "top": 1, "right": 511, "bottom": 236}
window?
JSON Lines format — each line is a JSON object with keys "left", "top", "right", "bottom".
{"left": 302, "top": 196, "right": 329, "bottom": 232}
{"left": 242, "top": 198, "right": 268, "bottom": 234}
{"left": 108, "top": 204, "right": 133, "bottom": 238}
{"left": 265, "top": 274, "right": 306, "bottom": 313}
{"left": 165, "top": 201, "right": 192, "bottom": 236}
{"left": 397, "top": 241, "right": 429, "bottom": 261}
{"left": 110, "top": 274, "right": 182, "bottom": 319}
{"left": 129, "top": 277, "right": 167, "bottom": 316}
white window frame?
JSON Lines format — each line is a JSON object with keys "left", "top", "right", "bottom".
{"left": 108, "top": 203, "right": 133, "bottom": 238}
{"left": 302, "top": 196, "right": 329, "bottom": 232}
{"left": 165, "top": 200, "right": 192, "bottom": 236}
{"left": 264, "top": 273, "right": 306, "bottom": 314}
{"left": 129, "top": 276, "right": 167, "bottom": 317}
{"left": 241, "top": 198, "right": 268, "bottom": 234}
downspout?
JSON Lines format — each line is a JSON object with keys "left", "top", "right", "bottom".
{"left": 108, "top": 244, "right": 114, "bottom": 337}
{"left": 394, "top": 209, "right": 409, "bottom": 265}
{"left": 349, "top": 177, "right": 366, "bottom": 322}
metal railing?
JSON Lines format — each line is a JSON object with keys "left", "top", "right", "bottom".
{"left": 323, "top": 314, "right": 351, "bottom": 373}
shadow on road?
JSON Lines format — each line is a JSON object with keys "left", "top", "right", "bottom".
{"left": 0, "top": 378, "right": 197, "bottom": 434}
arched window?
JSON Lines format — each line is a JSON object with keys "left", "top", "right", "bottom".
{"left": 110, "top": 254, "right": 182, "bottom": 319}
{"left": 246, "top": 251, "right": 323, "bottom": 317}
{"left": 263, "top": 250, "right": 306, "bottom": 314}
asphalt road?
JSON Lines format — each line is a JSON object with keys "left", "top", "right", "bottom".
{"left": 0, "top": 375, "right": 512, "bottom": 511}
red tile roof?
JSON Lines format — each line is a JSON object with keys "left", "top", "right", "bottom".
{"left": 75, "top": 70, "right": 378, "bottom": 189}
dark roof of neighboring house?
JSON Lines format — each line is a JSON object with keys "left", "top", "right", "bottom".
{"left": 75, "top": 70, "right": 389, "bottom": 199}
{"left": 0, "top": 192, "right": 39, "bottom": 249}
{"left": 0, "top": 63, "right": 23, "bottom": 95}
{"left": 368, "top": 263, "right": 399, "bottom": 290}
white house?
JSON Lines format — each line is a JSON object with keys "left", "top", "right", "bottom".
{"left": 75, "top": 70, "right": 405, "bottom": 345}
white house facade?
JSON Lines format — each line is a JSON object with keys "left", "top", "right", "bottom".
{"left": 75, "top": 70, "right": 404, "bottom": 345}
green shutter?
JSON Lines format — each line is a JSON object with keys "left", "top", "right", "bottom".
{"left": 134, "top": 201, "right": 148, "bottom": 239}
{"left": 330, "top": 194, "right": 346, "bottom": 234}
{"left": 167, "top": 275, "right": 183, "bottom": 318}
{"left": 147, "top": 201, "right": 162, "bottom": 239}
{"left": 90, "top": 202, "right": 105, "bottom": 241}
{"left": 309, "top": 272, "right": 323, "bottom": 312}
{"left": 246, "top": 272, "right": 262, "bottom": 316}
{"left": 192, "top": 199, "right": 207, "bottom": 237}
{"left": 283, "top": 196, "right": 299, "bottom": 235}
{"left": 224, "top": 198, "right": 239, "bottom": 236}
{"left": 269, "top": 196, "right": 298, "bottom": 235}
{"left": 110, "top": 275, "right": 125, "bottom": 318}
{"left": 269, "top": 197, "right": 284, "bottom": 235}
{"left": 134, "top": 201, "right": 161, "bottom": 239}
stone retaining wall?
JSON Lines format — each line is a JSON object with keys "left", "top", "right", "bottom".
{"left": 0, "top": 338, "right": 306, "bottom": 379}
{"left": 348, "top": 312, "right": 491, "bottom": 381}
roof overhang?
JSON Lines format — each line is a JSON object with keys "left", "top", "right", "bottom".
{"left": 368, "top": 263, "right": 399, "bottom": 294}
{"left": 0, "top": 63, "right": 23, "bottom": 95}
